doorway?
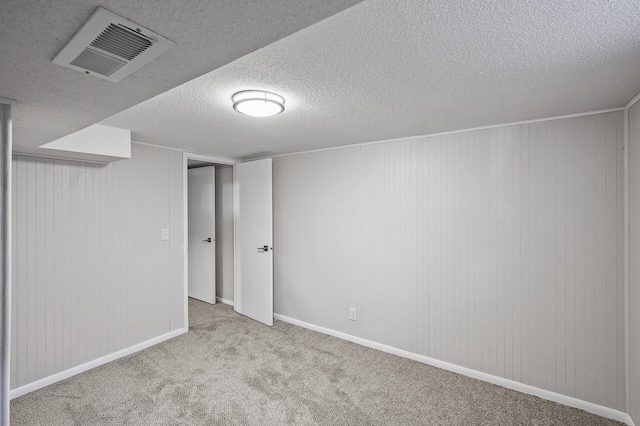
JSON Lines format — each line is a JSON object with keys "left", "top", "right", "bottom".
{"left": 182, "top": 153, "right": 274, "bottom": 329}
{"left": 183, "top": 153, "right": 236, "bottom": 328}
{"left": 187, "top": 164, "right": 216, "bottom": 303}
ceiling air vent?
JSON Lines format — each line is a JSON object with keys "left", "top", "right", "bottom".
{"left": 53, "top": 7, "right": 175, "bottom": 82}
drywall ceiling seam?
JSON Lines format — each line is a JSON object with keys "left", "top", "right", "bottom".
{"left": 246, "top": 107, "right": 626, "bottom": 161}
{"left": 131, "top": 140, "right": 187, "bottom": 152}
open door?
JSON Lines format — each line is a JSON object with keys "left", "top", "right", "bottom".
{"left": 234, "top": 158, "right": 273, "bottom": 326}
{"left": 188, "top": 166, "right": 216, "bottom": 304}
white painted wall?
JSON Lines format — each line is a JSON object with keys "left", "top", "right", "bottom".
{"left": 273, "top": 111, "right": 625, "bottom": 411}
{"left": 10, "top": 142, "right": 184, "bottom": 391}
{"left": 215, "top": 166, "right": 234, "bottom": 302}
{"left": 628, "top": 100, "right": 640, "bottom": 423}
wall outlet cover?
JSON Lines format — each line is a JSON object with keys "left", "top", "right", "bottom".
{"left": 161, "top": 228, "right": 170, "bottom": 241}
{"left": 349, "top": 307, "right": 357, "bottom": 321}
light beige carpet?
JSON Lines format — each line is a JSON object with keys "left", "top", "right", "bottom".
{"left": 11, "top": 298, "right": 623, "bottom": 425}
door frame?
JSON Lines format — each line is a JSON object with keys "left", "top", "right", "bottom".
{"left": 182, "top": 152, "right": 238, "bottom": 328}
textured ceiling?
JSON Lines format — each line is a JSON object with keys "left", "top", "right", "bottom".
{"left": 102, "top": 0, "right": 640, "bottom": 160}
{"left": 0, "top": 0, "right": 362, "bottom": 157}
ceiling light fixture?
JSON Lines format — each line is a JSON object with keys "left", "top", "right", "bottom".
{"left": 232, "top": 90, "right": 285, "bottom": 117}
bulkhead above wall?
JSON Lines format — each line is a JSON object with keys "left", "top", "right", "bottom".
{"left": 39, "top": 124, "right": 131, "bottom": 163}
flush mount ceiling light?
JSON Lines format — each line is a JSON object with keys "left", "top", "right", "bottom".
{"left": 232, "top": 90, "right": 285, "bottom": 117}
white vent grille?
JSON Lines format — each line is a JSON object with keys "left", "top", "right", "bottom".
{"left": 53, "top": 7, "right": 174, "bottom": 82}
{"left": 90, "top": 24, "right": 153, "bottom": 60}
{"left": 70, "top": 48, "right": 126, "bottom": 76}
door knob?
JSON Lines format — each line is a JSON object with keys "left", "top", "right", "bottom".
{"left": 203, "top": 237, "right": 213, "bottom": 243}
{"left": 257, "top": 245, "right": 269, "bottom": 252}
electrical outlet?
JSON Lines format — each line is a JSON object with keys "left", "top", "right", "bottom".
{"left": 349, "top": 307, "right": 357, "bottom": 321}
{"left": 161, "top": 228, "right": 170, "bottom": 241}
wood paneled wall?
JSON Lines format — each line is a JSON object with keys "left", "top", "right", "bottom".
{"left": 273, "top": 111, "right": 625, "bottom": 410}
{"left": 10, "top": 143, "right": 184, "bottom": 391}
{"left": 628, "top": 101, "right": 640, "bottom": 422}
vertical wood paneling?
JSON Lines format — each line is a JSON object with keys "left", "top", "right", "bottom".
{"left": 543, "top": 122, "right": 554, "bottom": 390}
{"left": 26, "top": 158, "right": 36, "bottom": 384}
{"left": 273, "top": 111, "right": 625, "bottom": 410}
{"left": 628, "top": 101, "right": 640, "bottom": 422}
{"left": 496, "top": 127, "right": 505, "bottom": 380}
{"left": 77, "top": 164, "right": 86, "bottom": 365}
{"left": 44, "top": 159, "right": 54, "bottom": 377}
{"left": 10, "top": 143, "right": 184, "bottom": 391}
{"left": 106, "top": 159, "right": 115, "bottom": 354}
{"left": 159, "top": 149, "right": 171, "bottom": 335}
{"left": 604, "top": 112, "right": 619, "bottom": 409}
{"left": 85, "top": 164, "right": 95, "bottom": 362}
{"left": 462, "top": 134, "right": 471, "bottom": 368}
{"left": 61, "top": 162, "right": 71, "bottom": 370}
{"left": 16, "top": 158, "right": 27, "bottom": 387}
{"left": 10, "top": 158, "right": 16, "bottom": 390}
{"left": 519, "top": 125, "right": 531, "bottom": 385}
{"left": 170, "top": 150, "right": 184, "bottom": 330}
{"left": 133, "top": 147, "right": 143, "bottom": 343}
{"left": 565, "top": 119, "right": 577, "bottom": 398}
{"left": 97, "top": 161, "right": 106, "bottom": 357}
{"left": 112, "top": 161, "right": 120, "bottom": 352}
{"left": 554, "top": 120, "right": 565, "bottom": 395}
{"left": 594, "top": 114, "right": 607, "bottom": 407}
{"left": 503, "top": 126, "right": 514, "bottom": 381}
{"left": 69, "top": 164, "right": 79, "bottom": 369}
{"left": 511, "top": 125, "right": 522, "bottom": 384}
{"left": 615, "top": 111, "right": 625, "bottom": 412}
{"left": 574, "top": 117, "right": 587, "bottom": 401}
{"left": 120, "top": 159, "right": 130, "bottom": 346}
{"left": 35, "top": 160, "right": 46, "bottom": 380}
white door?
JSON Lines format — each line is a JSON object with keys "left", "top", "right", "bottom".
{"left": 234, "top": 158, "right": 273, "bottom": 326}
{"left": 188, "top": 166, "right": 216, "bottom": 304}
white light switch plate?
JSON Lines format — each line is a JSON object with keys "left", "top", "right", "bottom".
{"left": 349, "top": 307, "right": 357, "bottom": 321}
{"left": 161, "top": 228, "right": 170, "bottom": 241}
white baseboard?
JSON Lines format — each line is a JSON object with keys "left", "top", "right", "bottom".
{"left": 274, "top": 314, "right": 635, "bottom": 426}
{"left": 10, "top": 327, "right": 188, "bottom": 400}
{"left": 216, "top": 297, "right": 234, "bottom": 306}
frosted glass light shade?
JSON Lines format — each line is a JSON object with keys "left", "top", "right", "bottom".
{"left": 232, "top": 90, "right": 285, "bottom": 117}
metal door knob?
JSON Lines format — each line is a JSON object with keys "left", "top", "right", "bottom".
{"left": 203, "top": 237, "right": 213, "bottom": 243}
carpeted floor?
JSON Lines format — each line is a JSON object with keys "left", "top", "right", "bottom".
{"left": 11, "top": 298, "right": 623, "bottom": 425}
